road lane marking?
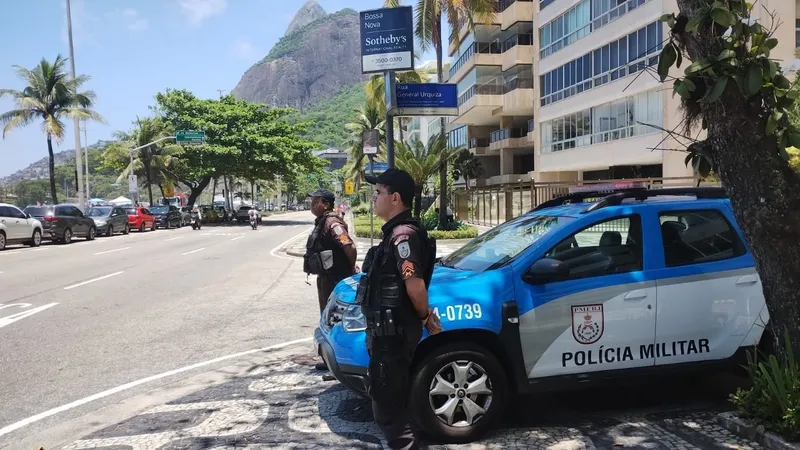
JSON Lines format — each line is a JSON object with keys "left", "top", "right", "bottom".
{"left": 231, "top": 236, "right": 244, "bottom": 241}
{"left": 0, "top": 337, "right": 313, "bottom": 438}
{"left": 94, "top": 247, "right": 130, "bottom": 256}
{"left": 181, "top": 247, "right": 205, "bottom": 256}
{"left": 165, "top": 236, "right": 183, "bottom": 242}
{"left": 0, "top": 303, "right": 58, "bottom": 329}
{"left": 269, "top": 228, "right": 312, "bottom": 261}
{"left": 63, "top": 271, "right": 125, "bottom": 290}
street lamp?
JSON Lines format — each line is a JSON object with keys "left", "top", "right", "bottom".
{"left": 65, "top": 0, "right": 85, "bottom": 210}
{"left": 126, "top": 136, "right": 176, "bottom": 203}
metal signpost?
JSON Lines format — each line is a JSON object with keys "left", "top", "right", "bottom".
{"left": 394, "top": 83, "right": 459, "bottom": 116}
{"left": 360, "top": 6, "right": 414, "bottom": 169}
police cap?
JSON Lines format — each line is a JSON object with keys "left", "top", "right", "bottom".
{"left": 365, "top": 168, "right": 415, "bottom": 206}
{"left": 308, "top": 189, "right": 335, "bottom": 204}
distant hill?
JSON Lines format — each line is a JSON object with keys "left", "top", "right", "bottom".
{"left": 0, "top": 140, "right": 113, "bottom": 186}
{"left": 294, "top": 82, "right": 367, "bottom": 149}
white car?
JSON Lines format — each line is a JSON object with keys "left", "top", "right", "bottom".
{"left": 0, "top": 203, "right": 43, "bottom": 250}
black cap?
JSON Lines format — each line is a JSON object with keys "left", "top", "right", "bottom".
{"left": 308, "top": 189, "right": 335, "bottom": 203}
{"left": 365, "top": 168, "right": 415, "bottom": 206}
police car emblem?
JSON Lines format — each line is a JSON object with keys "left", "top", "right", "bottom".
{"left": 571, "top": 304, "right": 604, "bottom": 344}
{"left": 397, "top": 241, "right": 411, "bottom": 259}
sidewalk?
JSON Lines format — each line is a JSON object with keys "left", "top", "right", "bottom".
{"left": 42, "top": 342, "right": 759, "bottom": 450}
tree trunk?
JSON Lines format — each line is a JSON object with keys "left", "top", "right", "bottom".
{"left": 212, "top": 178, "right": 218, "bottom": 202}
{"left": 413, "top": 184, "right": 423, "bottom": 219}
{"left": 187, "top": 176, "right": 212, "bottom": 208}
{"left": 435, "top": 15, "right": 449, "bottom": 230}
{"left": 677, "top": 0, "right": 800, "bottom": 356}
{"left": 223, "top": 176, "right": 230, "bottom": 209}
{"left": 143, "top": 151, "right": 154, "bottom": 205}
{"left": 46, "top": 136, "right": 58, "bottom": 204}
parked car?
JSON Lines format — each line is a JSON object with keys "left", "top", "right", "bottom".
{"left": 23, "top": 204, "right": 97, "bottom": 244}
{"left": 85, "top": 205, "right": 131, "bottom": 236}
{"left": 316, "top": 187, "right": 771, "bottom": 443}
{"left": 125, "top": 206, "right": 156, "bottom": 232}
{"left": 0, "top": 203, "right": 43, "bottom": 250}
{"left": 149, "top": 205, "right": 183, "bottom": 229}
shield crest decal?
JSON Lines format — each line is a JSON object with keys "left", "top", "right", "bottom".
{"left": 572, "top": 304, "right": 604, "bottom": 344}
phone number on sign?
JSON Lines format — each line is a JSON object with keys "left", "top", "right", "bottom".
{"left": 373, "top": 57, "right": 404, "bottom": 64}
{"left": 432, "top": 304, "right": 483, "bottom": 321}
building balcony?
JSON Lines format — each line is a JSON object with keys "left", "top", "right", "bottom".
{"left": 501, "top": 77, "right": 534, "bottom": 115}
{"left": 488, "top": 173, "right": 532, "bottom": 185}
{"left": 527, "top": 119, "right": 536, "bottom": 142}
{"left": 449, "top": 43, "right": 502, "bottom": 83}
{"left": 539, "top": 132, "right": 663, "bottom": 173}
{"left": 501, "top": 36, "right": 533, "bottom": 70}
{"left": 499, "top": 0, "right": 533, "bottom": 30}
{"left": 489, "top": 127, "right": 529, "bottom": 151}
{"left": 469, "top": 137, "right": 491, "bottom": 155}
{"left": 454, "top": 84, "right": 504, "bottom": 125}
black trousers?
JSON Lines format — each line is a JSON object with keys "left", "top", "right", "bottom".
{"left": 366, "top": 324, "right": 423, "bottom": 450}
{"left": 316, "top": 276, "right": 337, "bottom": 314}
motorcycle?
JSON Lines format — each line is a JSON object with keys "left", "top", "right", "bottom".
{"left": 249, "top": 214, "right": 257, "bottom": 230}
{"left": 191, "top": 213, "right": 202, "bottom": 230}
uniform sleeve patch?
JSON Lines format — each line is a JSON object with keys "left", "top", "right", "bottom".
{"left": 338, "top": 233, "right": 352, "bottom": 245}
{"left": 401, "top": 260, "right": 415, "bottom": 279}
{"left": 332, "top": 224, "right": 344, "bottom": 236}
{"left": 397, "top": 241, "right": 411, "bottom": 259}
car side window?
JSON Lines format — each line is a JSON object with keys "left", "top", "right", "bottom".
{"left": 658, "top": 209, "right": 746, "bottom": 267}
{"left": 72, "top": 207, "right": 84, "bottom": 217}
{"left": 142, "top": 209, "right": 151, "bottom": 215}
{"left": 543, "top": 215, "right": 644, "bottom": 281}
{"left": 0, "top": 206, "right": 11, "bottom": 218}
{"left": 9, "top": 207, "right": 26, "bottom": 219}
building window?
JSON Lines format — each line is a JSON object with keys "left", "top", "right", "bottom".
{"left": 540, "top": 21, "right": 662, "bottom": 107}
{"left": 448, "top": 125, "right": 467, "bottom": 149}
{"left": 540, "top": 89, "right": 662, "bottom": 153}
{"left": 796, "top": 19, "right": 800, "bottom": 48}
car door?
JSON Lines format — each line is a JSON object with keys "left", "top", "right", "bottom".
{"left": 8, "top": 206, "right": 31, "bottom": 239}
{"left": 71, "top": 206, "right": 90, "bottom": 235}
{"left": 513, "top": 212, "right": 657, "bottom": 379}
{"left": 0, "top": 206, "right": 25, "bottom": 240}
{"left": 112, "top": 208, "right": 126, "bottom": 229}
{"left": 652, "top": 205, "right": 764, "bottom": 366}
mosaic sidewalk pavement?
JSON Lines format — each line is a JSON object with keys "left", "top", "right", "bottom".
{"left": 59, "top": 349, "right": 762, "bottom": 450}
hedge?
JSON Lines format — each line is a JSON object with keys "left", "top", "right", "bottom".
{"left": 354, "top": 224, "right": 477, "bottom": 240}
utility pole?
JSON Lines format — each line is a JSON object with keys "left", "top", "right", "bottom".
{"left": 82, "top": 121, "right": 89, "bottom": 198}
{"left": 66, "top": 0, "right": 84, "bottom": 210}
{"left": 217, "top": 89, "right": 226, "bottom": 99}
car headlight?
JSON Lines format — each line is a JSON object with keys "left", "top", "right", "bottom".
{"left": 342, "top": 304, "right": 367, "bottom": 332}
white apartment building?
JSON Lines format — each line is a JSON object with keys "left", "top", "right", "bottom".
{"left": 447, "top": 0, "right": 799, "bottom": 187}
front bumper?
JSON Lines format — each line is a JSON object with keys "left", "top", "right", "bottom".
{"left": 314, "top": 327, "right": 370, "bottom": 398}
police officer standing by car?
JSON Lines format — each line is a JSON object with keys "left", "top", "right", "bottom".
{"left": 359, "top": 169, "right": 443, "bottom": 450}
{"left": 304, "top": 189, "right": 358, "bottom": 371}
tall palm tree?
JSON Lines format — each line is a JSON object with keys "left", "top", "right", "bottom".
{"left": 396, "top": 133, "right": 460, "bottom": 218}
{"left": 343, "top": 102, "right": 385, "bottom": 190}
{"left": 365, "top": 69, "right": 429, "bottom": 144}
{"left": 114, "top": 117, "right": 181, "bottom": 205}
{"left": 0, "top": 55, "right": 105, "bottom": 204}
{"left": 385, "top": 0, "right": 495, "bottom": 229}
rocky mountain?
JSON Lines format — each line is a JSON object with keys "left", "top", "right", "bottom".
{"left": 231, "top": 3, "right": 366, "bottom": 113}
{"left": 0, "top": 140, "right": 113, "bottom": 186}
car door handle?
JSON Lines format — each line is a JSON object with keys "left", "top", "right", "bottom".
{"left": 624, "top": 289, "right": 649, "bottom": 301}
{"left": 736, "top": 275, "right": 759, "bottom": 286}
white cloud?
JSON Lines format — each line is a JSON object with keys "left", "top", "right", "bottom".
{"left": 231, "top": 38, "right": 260, "bottom": 60}
{"left": 177, "top": 0, "right": 228, "bottom": 26}
{"left": 122, "top": 8, "right": 149, "bottom": 32}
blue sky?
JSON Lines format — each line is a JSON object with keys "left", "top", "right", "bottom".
{"left": 1, "top": 0, "right": 436, "bottom": 177}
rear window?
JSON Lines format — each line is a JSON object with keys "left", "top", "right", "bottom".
{"left": 24, "top": 206, "right": 53, "bottom": 216}
{"left": 125, "top": 208, "right": 138, "bottom": 215}
{"left": 86, "top": 207, "right": 112, "bottom": 217}
{"left": 239, "top": 206, "right": 251, "bottom": 211}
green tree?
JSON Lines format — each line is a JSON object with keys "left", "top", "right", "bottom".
{"left": 395, "top": 133, "right": 460, "bottom": 218}
{"left": 365, "top": 68, "right": 428, "bottom": 143}
{"left": 385, "top": 0, "right": 495, "bottom": 229}
{"left": 11, "top": 179, "right": 65, "bottom": 208}
{"left": 451, "top": 148, "right": 483, "bottom": 190}
{"left": 343, "top": 102, "right": 386, "bottom": 190}
{"left": 0, "top": 54, "right": 105, "bottom": 204}
{"left": 656, "top": 2, "right": 800, "bottom": 356}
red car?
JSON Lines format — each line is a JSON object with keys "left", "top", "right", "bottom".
{"left": 125, "top": 206, "right": 156, "bottom": 232}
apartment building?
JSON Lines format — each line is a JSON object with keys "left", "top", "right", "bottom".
{"left": 447, "top": 0, "right": 799, "bottom": 187}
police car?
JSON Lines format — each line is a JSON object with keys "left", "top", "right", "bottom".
{"left": 314, "top": 187, "right": 770, "bottom": 443}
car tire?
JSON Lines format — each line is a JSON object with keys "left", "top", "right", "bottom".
{"left": 151, "top": 222, "right": 156, "bottom": 231}
{"left": 409, "top": 343, "right": 508, "bottom": 444}
{"left": 106, "top": 225, "right": 114, "bottom": 236}
{"left": 123, "top": 224, "right": 130, "bottom": 235}
{"left": 29, "top": 229, "right": 42, "bottom": 247}
{"left": 62, "top": 228, "right": 72, "bottom": 244}
{"left": 87, "top": 226, "right": 96, "bottom": 241}
{"left": 0, "top": 230, "right": 6, "bottom": 250}
{"left": 139, "top": 223, "right": 146, "bottom": 233}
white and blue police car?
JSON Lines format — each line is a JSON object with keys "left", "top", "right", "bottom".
{"left": 314, "top": 187, "right": 771, "bottom": 443}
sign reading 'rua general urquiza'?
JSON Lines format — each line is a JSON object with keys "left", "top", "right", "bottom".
{"left": 359, "top": 6, "right": 414, "bottom": 74}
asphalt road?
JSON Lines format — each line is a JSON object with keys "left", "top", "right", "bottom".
{"left": 0, "top": 211, "right": 320, "bottom": 445}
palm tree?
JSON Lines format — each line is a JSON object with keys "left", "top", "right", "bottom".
{"left": 0, "top": 55, "right": 105, "bottom": 204}
{"left": 385, "top": 0, "right": 495, "bottom": 229}
{"left": 114, "top": 117, "right": 181, "bottom": 205}
{"left": 343, "top": 102, "right": 385, "bottom": 190}
{"left": 396, "top": 133, "right": 460, "bottom": 218}
{"left": 365, "top": 69, "right": 429, "bottom": 143}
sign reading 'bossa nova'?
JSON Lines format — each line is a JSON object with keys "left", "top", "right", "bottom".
{"left": 359, "top": 6, "right": 414, "bottom": 74}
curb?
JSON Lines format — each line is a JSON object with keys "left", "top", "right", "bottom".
{"left": 717, "top": 412, "right": 800, "bottom": 450}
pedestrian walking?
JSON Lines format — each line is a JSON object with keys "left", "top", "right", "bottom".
{"left": 304, "top": 189, "right": 357, "bottom": 371}
{"left": 359, "top": 169, "right": 443, "bottom": 450}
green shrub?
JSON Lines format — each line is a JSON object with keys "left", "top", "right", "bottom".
{"left": 354, "top": 223, "right": 477, "bottom": 240}
{"left": 352, "top": 204, "right": 370, "bottom": 216}
{"left": 730, "top": 330, "right": 800, "bottom": 439}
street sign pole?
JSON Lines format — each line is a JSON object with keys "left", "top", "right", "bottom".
{"left": 368, "top": 154, "right": 375, "bottom": 247}
{"left": 385, "top": 71, "right": 395, "bottom": 169}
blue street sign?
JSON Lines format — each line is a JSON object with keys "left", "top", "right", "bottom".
{"left": 366, "top": 161, "right": 389, "bottom": 174}
{"left": 395, "top": 83, "right": 459, "bottom": 116}
{"left": 360, "top": 7, "right": 414, "bottom": 74}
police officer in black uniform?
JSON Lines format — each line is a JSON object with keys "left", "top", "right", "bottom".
{"left": 359, "top": 169, "right": 443, "bottom": 450}
{"left": 304, "top": 189, "right": 357, "bottom": 371}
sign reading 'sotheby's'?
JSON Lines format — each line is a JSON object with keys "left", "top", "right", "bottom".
{"left": 359, "top": 6, "right": 414, "bottom": 74}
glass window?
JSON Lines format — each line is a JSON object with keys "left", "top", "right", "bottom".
{"left": 796, "top": 19, "right": 800, "bottom": 47}
{"left": 543, "top": 215, "right": 643, "bottom": 281}
{"left": 628, "top": 31, "right": 638, "bottom": 62}
{"left": 658, "top": 210, "right": 746, "bottom": 267}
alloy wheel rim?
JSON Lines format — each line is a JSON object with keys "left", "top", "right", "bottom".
{"left": 428, "top": 360, "right": 493, "bottom": 428}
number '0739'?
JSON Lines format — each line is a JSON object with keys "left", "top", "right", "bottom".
{"left": 432, "top": 304, "right": 483, "bottom": 321}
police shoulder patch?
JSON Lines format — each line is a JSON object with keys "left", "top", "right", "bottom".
{"left": 397, "top": 241, "right": 411, "bottom": 259}
{"left": 331, "top": 223, "right": 344, "bottom": 236}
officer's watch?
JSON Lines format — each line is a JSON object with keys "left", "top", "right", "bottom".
{"left": 419, "top": 308, "right": 431, "bottom": 322}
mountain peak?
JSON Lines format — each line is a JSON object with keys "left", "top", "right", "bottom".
{"left": 285, "top": 0, "right": 327, "bottom": 36}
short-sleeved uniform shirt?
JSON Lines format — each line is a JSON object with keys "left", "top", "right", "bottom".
{"left": 319, "top": 214, "right": 355, "bottom": 280}
{"left": 389, "top": 224, "right": 426, "bottom": 282}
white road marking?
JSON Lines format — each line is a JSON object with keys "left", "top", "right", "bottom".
{"left": 0, "top": 248, "right": 48, "bottom": 256}
{"left": 0, "top": 337, "right": 313, "bottom": 438}
{"left": 165, "top": 236, "right": 183, "bottom": 242}
{"left": 63, "top": 271, "right": 125, "bottom": 290}
{"left": 0, "top": 303, "right": 58, "bottom": 329}
{"left": 181, "top": 247, "right": 205, "bottom": 256}
{"left": 231, "top": 236, "right": 244, "bottom": 241}
{"left": 269, "top": 228, "right": 313, "bottom": 261}
{"left": 93, "top": 247, "right": 130, "bottom": 256}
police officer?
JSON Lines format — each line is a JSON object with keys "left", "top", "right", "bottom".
{"left": 304, "top": 189, "right": 357, "bottom": 371}
{"left": 361, "top": 169, "right": 443, "bottom": 450}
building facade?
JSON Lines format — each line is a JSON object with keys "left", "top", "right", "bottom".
{"left": 447, "top": 0, "right": 799, "bottom": 187}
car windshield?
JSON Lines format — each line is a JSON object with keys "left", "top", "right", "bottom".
{"left": 86, "top": 207, "right": 111, "bottom": 217}
{"left": 149, "top": 206, "right": 169, "bottom": 214}
{"left": 438, "top": 214, "right": 574, "bottom": 272}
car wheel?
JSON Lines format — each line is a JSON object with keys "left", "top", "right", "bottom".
{"left": 151, "top": 222, "right": 156, "bottom": 231}
{"left": 123, "top": 224, "right": 130, "bottom": 235}
{"left": 139, "top": 223, "right": 145, "bottom": 232}
{"left": 410, "top": 343, "right": 508, "bottom": 444}
{"left": 29, "top": 229, "right": 42, "bottom": 247}
{"left": 87, "top": 226, "right": 96, "bottom": 241}
{"left": 0, "top": 231, "right": 6, "bottom": 250}
{"left": 106, "top": 225, "right": 114, "bottom": 236}
{"left": 62, "top": 228, "right": 72, "bottom": 244}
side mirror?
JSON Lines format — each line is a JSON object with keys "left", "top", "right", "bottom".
{"left": 25, "top": 213, "right": 31, "bottom": 219}
{"left": 523, "top": 258, "right": 570, "bottom": 285}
